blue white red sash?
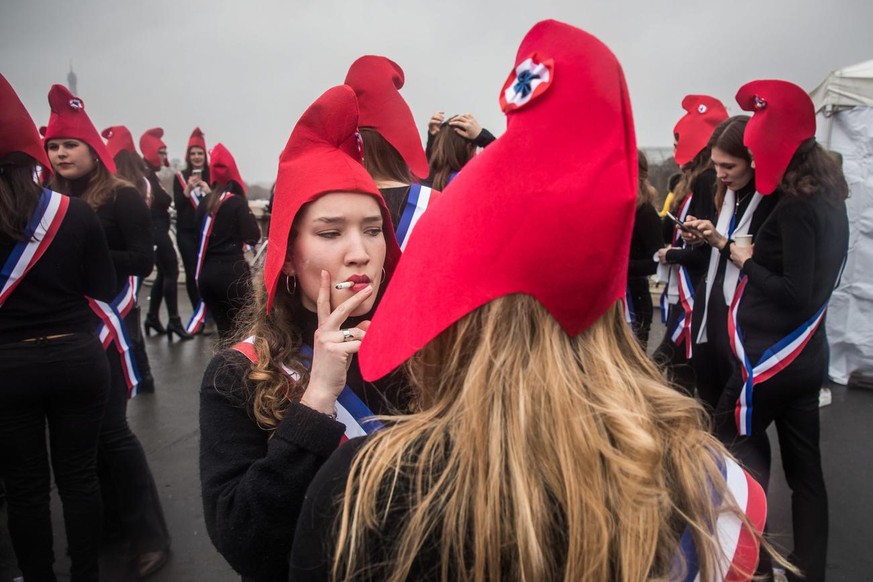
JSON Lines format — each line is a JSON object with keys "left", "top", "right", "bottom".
{"left": 232, "top": 337, "right": 383, "bottom": 442}
{"left": 660, "top": 195, "right": 695, "bottom": 353}
{"left": 0, "top": 189, "right": 69, "bottom": 308}
{"left": 394, "top": 183, "right": 433, "bottom": 251}
{"left": 176, "top": 172, "right": 205, "bottom": 209}
{"left": 728, "top": 268, "right": 842, "bottom": 436}
{"left": 89, "top": 276, "right": 142, "bottom": 397}
{"left": 673, "top": 454, "right": 766, "bottom": 582}
{"left": 187, "top": 191, "right": 233, "bottom": 334}
{"left": 622, "top": 288, "right": 635, "bottom": 325}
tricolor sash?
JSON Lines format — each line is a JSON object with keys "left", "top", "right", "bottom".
{"left": 232, "top": 337, "right": 383, "bottom": 442}
{"left": 89, "top": 276, "right": 142, "bottom": 397}
{"left": 394, "top": 183, "right": 433, "bottom": 251}
{"left": 187, "top": 191, "right": 233, "bottom": 334}
{"left": 1, "top": 189, "right": 69, "bottom": 308}
{"left": 728, "top": 264, "right": 842, "bottom": 436}
{"left": 176, "top": 172, "right": 205, "bottom": 209}
{"left": 673, "top": 454, "right": 766, "bottom": 582}
{"left": 660, "top": 195, "right": 696, "bottom": 355}
{"left": 622, "top": 288, "right": 635, "bottom": 325}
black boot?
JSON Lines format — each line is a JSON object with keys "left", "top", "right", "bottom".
{"left": 143, "top": 312, "right": 166, "bottom": 336}
{"left": 166, "top": 317, "right": 194, "bottom": 341}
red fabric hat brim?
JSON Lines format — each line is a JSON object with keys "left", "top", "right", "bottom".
{"left": 263, "top": 85, "right": 401, "bottom": 313}
{"left": 140, "top": 127, "right": 168, "bottom": 168}
{"left": 44, "top": 84, "right": 116, "bottom": 174}
{"left": 345, "top": 56, "right": 430, "bottom": 180}
{"left": 359, "top": 19, "right": 638, "bottom": 381}
{"left": 102, "top": 125, "right": 137, "bottom": 159}
{"left": 673, "top": 95, "right": 729, "bottom": 166}
{"left": 209, "top": 143, "right": 246, "bottom": 194}
{"left": 0, "top": 74, "right": 51, "bottom": 168}
{"left": 737, "top": 80, "right": 816, "bottom": 195}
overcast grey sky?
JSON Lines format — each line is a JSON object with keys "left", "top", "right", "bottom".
{"left": 2, "top": 0, "right": 871, "bottom": 184}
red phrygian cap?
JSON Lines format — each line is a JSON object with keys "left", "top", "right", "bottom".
{"left": 102, "top": 125, "right": 137, "bottom": 159}
{"left": 673, "top": 94, "right": 729, "bottom": 166}
{"left": 263, "top": 85, "right": 401, "bottom": 313}
{"left": 187, "top": 127, "right": 207, "bottom": 156}
{"left": 209, "top": 143, "right": 246, "bottom": 194}
{"left": 360, "top": 19, "right": 638, "bottom": 380}
{"left": 345, "top": 55, "right": 430, "bottom": 180}
{"left": 44, "top": 84, "right": 116, "bottom": 174}
{"left": 736, "top": 79, "right": 816, "bottom": 195}
{"left": 0, "top": 73, "right": 51, "bottom": 169}
{"left": 140, "top": 127, "right": 168, "bottom": 168}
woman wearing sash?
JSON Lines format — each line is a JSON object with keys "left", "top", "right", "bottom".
{"left": 199, "top": 85, "right": 405, "bottom": 582}
{"left": 683, "top": 116, "right": 779, "bottom": 413}
{"left": 652, "top": 95, "right": 726, "bottom": 393}
{"left": 344, "top": 56, "right": 439, "bottom": 250}
{"left": 173, "top": 127, "right": 211, "bottom": 332}
{"left": 43, "top": 84, "right": 170, "bottom": 578}
{"left": 140, "top": 128, "right": 192, "bottom": 341}
{"left": 290, "top": 21, "right": 768, "bottom": 582}
{"left": 194, "top": 144, "right": 260, "bottom": 340}
{"left": 0, "top": 74, "right": 115, "bottom": 582}
{"left": 711, "top": 81, "right": 848, "bottom": 582}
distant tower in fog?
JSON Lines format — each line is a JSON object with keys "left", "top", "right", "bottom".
{"left": 67, "top": 60, "right": 78, "bottom": 95}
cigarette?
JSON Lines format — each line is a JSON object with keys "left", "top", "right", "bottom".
{"left": 335, "top": 281, "right": 354, "bottom": 290}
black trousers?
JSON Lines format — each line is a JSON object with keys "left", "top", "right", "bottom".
{"left": 198, "top": 257, "right": 252, "bottom": 339}
{"left": 714, "top": 343, "right": 828, "bottom": 582}
{"left": 627, "top": 276, "right": 653, "bottom": 349}
{"left": 98, "top": 342, "right": 170, "bottom": 555}
{"left": 0, "top": 333, "right": 110, "bottom": 582}
{"left": 148, "top": 218, "right": 181, "bottom": 319}
{"left": 176, "top": 229, "right": 201, "bottom": 311}
{"left": 652, "top": 303, "right": 696, "bottom": 395}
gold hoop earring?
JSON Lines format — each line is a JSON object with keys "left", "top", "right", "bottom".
{"left": 382, "top": 267, "right": 386, "bottom": 282}
{"left": 285, "top": 274, "right": 297, "bottom": 294}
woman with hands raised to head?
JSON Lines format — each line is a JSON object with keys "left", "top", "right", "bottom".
{"left": 199, "top": 85, "right": 406, "bottom": 582}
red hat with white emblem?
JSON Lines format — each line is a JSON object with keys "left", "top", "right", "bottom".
{"left": 44, "top": 84, "right": 116, "bottom": 174}
{"left": 263, "top": 85, "right": 401, "bottom": 313}
{"left": 0, "top": 73, "right": 51, "bottom": 168}
{"left": 736, "top": 79, "right": 816, "bottom": 195}
{"left": 209, "top": 143, "right": 246, "bottom": 194}
{"left": 673, "top": 95, "right": 729, "bottom": 166}
{"left": 139, "top": 127, "right": 168, "bottom": 169}
{"left": 102, "top": 125, "right": 137, "bottom": 159}
{"left": 359, "top": 19, "right": 638, "bottom": 380}
{"left": 344, "top": 56, "right": 430, "bottom": 180}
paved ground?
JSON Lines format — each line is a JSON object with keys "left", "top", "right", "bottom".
{"left": 2, "top": 296, "right": 871, "bottom": 581}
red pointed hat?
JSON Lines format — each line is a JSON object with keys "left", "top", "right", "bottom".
{"left": 263, "top": 84, "right": 402, "bottom": 313}
{"left": 102, "top": 125, "right": 137, "bottom": 159}
{"left": 673, "top": 94, "right": 728, "bottom": 166}
{"left": 140, "top": 127, "right": 168, "bottom": 168}
{"left": 186, "top": 127, "right": 207, "bottom": 157}
{"left": 209, "top": 143, "right": 246, "bottom": 193}
{"left": 344, "top": 56, "right": 429, "bottom": 180}
{"left": 44, "top": 84, "right": 116, "bottom": 174}
{"left": 0, "top": 73, "right": 51, "bottom": 168}
{"left": 359, "top": 19, "right": 638, "bottom": 380}
{"left": 736, "top": 80, "right": 816, "bottom": 195}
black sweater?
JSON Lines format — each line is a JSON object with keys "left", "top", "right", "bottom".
{"left": 662, "top": 169, "right": 717, "bottom": 290}
{"left": 200, "top": 309, "right": 409, "bottom": 582}
{"left": 174, "top": 167, "right": 211, "bottom": 233}
{"left": 628, "top": 202, "right": 662, "bottom": 278}
{"left": 146, "top": 167, "right": 172, "bottom": 223}
{"left": 737, "top": 192, "right": 849, "bottom": 361}
{"left": 194, "top": 190, "right": 261, "bottom": 261}
{"left": 0, "top": 196, "right": 116, "bottom": 343}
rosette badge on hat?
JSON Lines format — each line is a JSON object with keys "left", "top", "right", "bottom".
{"left": 673, "top": 95, "right": 729, "bottom": 166}
{"left": 359, "top": 19, "right": 638, "bottom": 381}
{"left": 44, "top": 84, "right": 116, "bottom": 174}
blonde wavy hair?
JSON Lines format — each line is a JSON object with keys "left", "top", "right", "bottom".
{"left": 330, "top": 295, "right": 760, "bottom": 581}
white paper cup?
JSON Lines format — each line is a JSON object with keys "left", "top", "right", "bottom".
{"left": 734, "top": 234, "right": 753, "bottom": 249}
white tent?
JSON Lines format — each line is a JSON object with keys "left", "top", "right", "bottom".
{"left": 810, "top": 59, "right": 873, "bottom": 384}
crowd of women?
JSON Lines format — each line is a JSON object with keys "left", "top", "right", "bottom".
{"left": 0, "top": 16, "right": 848, "bottom": 582}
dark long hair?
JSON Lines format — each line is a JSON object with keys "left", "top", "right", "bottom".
{"left": 671, "top": 147, "right": 713, "bottom": 214}
{"left": 203, "top": 180, "right": 245, "bottom": 215}
{"left": 428, "top": 121, "right": 475, "bottom": 191}
{"left": 0, "top": 153, "right": 42, "bottom": 241}
{"left": 709, "top": 116, "right": 751, "bottom": 211}
{"left": 359, "top": 128, "right": 413, "bottom": 185}
{"left": 113, "top": 150, "right": 149, "bottom": 202}
{"left": 780, "top": 139, "right": 848, "bottom": 202}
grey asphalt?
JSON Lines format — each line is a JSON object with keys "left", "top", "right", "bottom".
{"left": 2, "top": 297, "right": 872, "bottom": 581}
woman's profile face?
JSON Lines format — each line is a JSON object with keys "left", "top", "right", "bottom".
{"left": 711, "top": 146, "right": 753, "bottom": 192}
{"left": 283, "top": 192, "right": 387, "bottom": 317}
{"left": 188, "top": 147, "right": 206, "bottom": 169}
{"left": 46, "top": 138, "right": 97, "bottom": 181}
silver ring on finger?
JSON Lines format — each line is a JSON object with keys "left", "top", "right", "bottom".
{"left": 341, "top": 328, "right": 354, "bottom": 342}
